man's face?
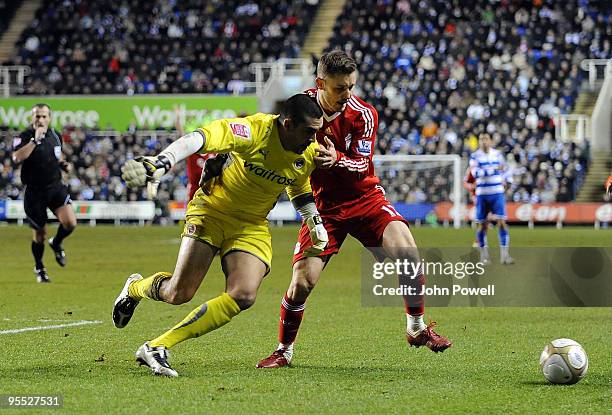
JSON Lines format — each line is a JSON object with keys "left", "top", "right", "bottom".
{"left": 479, "top": 134, "right": 492, "bottom": 151}
{"left": 316, "top": 72, "right": 357, "bottom": 113}
{"left": 284, "top": 115, "right": 323, "bottom": 154}
{"left": 32, "top": 107, "right": 51, "bottom": 129}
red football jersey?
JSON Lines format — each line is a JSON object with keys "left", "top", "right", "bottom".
{"left": 305, "top": 88, "right": 380, "bottom": 210}
{"left": 463, "top": 167, "right": 476, "bottom": 196}
{"left": 186, "top": 153, "right": 214, "bottom": 201}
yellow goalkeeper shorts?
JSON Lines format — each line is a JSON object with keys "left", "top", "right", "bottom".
{"left": 181, "top": 203, "right": 272, "bottom": 271}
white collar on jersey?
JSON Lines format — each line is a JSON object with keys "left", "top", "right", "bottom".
{"left": 316, "top": 91, "right": 342, "bottom": 122}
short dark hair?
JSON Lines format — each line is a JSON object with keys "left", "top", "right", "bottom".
{"left": 32, "top": 103, "right": 51, "bottom": 112}
{"left": 280, "top": 94, "right": 323, "bottom": 125}
{"left": 317, "top": 50, "right": 357, "bottom": 78}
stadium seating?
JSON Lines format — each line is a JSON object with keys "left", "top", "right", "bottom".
{"left": 0, "top": 1, "right": 23, "bottom": 36}
{"left": 1, "top": 0, "right": 609, "bottom": 208}
{"left": 5, "top": 0, "right": 319, "bottom": 94}
{"left": 0, "top": 128, "right": 186, "bottom": 206}
{"left": 326, "top": 0, "right": 609, "bottom": 203}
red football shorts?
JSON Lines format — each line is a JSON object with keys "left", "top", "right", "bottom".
{"left": 293, "top": 186, "right": 409, "bottom": 264}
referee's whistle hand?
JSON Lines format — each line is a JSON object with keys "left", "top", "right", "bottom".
{"left": 35, "top": 126, "right": 47, "bottom": 140}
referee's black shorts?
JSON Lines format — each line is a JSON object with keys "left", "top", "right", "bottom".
{"left": 24, "top": 182, "right": 72, "bottom": 229}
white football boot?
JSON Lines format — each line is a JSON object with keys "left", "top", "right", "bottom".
{"left": 479, "top": 246, "right": 491, "bottom": 266}
{"left": 112, "top": 273, "right": 143, "bottom": 328}
{"left": 135, "top": 342, "right": 178, "bottom": 377}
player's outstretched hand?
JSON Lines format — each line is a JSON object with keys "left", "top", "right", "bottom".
{"left": 121, "top": 155, "right": 171, "bottom": 199}
{"left": 304, "top": 215, "right": 328, "bottom": 256}
{"left": 314, "top": 137, "right": 337, "bottom": 169}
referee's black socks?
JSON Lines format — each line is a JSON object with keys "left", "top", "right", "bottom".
{"left": 53, "top": 225, "right": 73, "bottom": 247}
{"left": 31, "top": 241, "right": 44, "bottom": 269}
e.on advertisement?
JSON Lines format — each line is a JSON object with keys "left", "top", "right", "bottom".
{"left": 435, "top": 202, "right": 612, "bottom": 224}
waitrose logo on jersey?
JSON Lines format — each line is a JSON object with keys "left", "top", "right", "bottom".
{"left": 0, "top": 95, "right": 257, "bottom": 131}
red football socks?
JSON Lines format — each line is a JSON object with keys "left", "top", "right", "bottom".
{"left": 278, "top": 293, "right": 306, "bottom": 346}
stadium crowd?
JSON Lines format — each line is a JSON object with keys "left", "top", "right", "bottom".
{"left": 1, "top": 0, "right": 610, "bottom": 207}
{"left": 0, "top": 1, "right": 23, "bottom": 36}
{"left": 5, "top": 0, "right": 319, "bottom": 94}
{"left": 0, "top": 128, "right": 183, "bottom": 206}
{"left": 328, "top": 0, "right": 608, "bottom": 203}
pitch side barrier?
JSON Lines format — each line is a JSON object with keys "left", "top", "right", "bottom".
{"left": 170, "top": 201, "right": 612, "bottom": 227}
{"left": 2, "top": 200, "right": 609, "bottom": 227}
{"left": 0, "top": 200, "right": 154, "bottom": 225}
{"left": 435, "top": 202, "right": 612, "bottom": 228}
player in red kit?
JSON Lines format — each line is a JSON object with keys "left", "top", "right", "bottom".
{"left": 174, "top": 107, "right": 214, "bottom": 201}
{"left": 464, "top": 167, "right": 482, "bottom": 248}
{"left": 257, "top": 51, "right": 452, "bottom": 368}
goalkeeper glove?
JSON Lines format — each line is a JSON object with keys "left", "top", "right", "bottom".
{"left": 304, "top": 215, "right": 328, "bottom": 256}
{"left": 199, "top": 154, "right": 229, "bottom": 195}
{"left": 121, "top": 155, "right": 172, "bottom": 199}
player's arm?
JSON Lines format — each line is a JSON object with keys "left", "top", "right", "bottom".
{"left": 287, "top": 178, "right": 328, "bottom": 256}
{"left": 121, "top": 130, "right": 204, "bottom": 198}
{"left": 11, "top": 128, "right": 46, "bottom": 164}
{"left": 122, "top": 118, "right": 252, "bottom": 198}
{"left": 57, "top": 152, "right": 71, "bottom": 173}
{"left": 327, "top": 106, "right": 378, "bottom": 177}
{"left": 49, "top": 129, "right": 72, "bottom": 173}
{"left": 498, "top": 154, "right": 513, "bottom": 188}
{"left": 174, "top": 105, "right": 185, "bottom": 137}
{"left": 463, "top": 167, "right": 475, "bottom": 192}
{"left": 469, "top": 156, "right": 485, "bottom": 178}
{"left": 605, "top": 176, "right": 611, "bottom": 197}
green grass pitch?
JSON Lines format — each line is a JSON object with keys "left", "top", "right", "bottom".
{"left": 0, "top": 225, "right": 610, "bottom": 414}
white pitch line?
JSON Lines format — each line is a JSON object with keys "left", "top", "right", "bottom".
{"left": 0, "top": 320, "right": 103, "bottom": 335}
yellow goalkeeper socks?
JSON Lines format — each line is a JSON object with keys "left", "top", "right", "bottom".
{"left": 149, "top": 292, "right": 241, "bottom": 349}
{"left": 128, "top": 272, "right": 172, "bottom": 301}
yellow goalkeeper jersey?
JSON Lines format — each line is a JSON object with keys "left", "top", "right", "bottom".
{"left": 191, "top": 113, "right": 317, "bottom": 222}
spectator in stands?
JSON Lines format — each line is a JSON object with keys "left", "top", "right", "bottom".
{"left": 1, "top": 0, "right": 609, "bottom": 209}
{"left": 5, "top": 0, "right": 319, "bottom": 95}
{"left": 327, "top": 0, "right": 607, "bottom": 204}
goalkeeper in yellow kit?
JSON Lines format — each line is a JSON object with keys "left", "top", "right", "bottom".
{"left": 112, "top": 94, "right": 328, "bottom": 377}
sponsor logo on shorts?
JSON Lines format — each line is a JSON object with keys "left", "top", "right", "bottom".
{"left": 294, "top": 242, "right": 301, "bottom": 255}
{"left": 229, "top": 123, "right": 251, "bottom": 139}
{"left": 357, "top": 139, "right": 371, "bottom": 155}
{"left": 186, "top": 223, "right": 197, "bottom": 235}
{"left": 54, "top": 146, "right": 62, "bottom": 159}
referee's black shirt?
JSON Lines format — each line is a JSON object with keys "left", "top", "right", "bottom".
{"left": 13, "top": 128, "right": 63, "bottom": 186}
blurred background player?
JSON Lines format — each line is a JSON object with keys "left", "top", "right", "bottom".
{"left": 469, "top": 133, "right": 513, "bottom": 265}
{"left": 464, "top": 167, "right": 480, "bottom": 248}
{"left": 112, "top": 94, "right": 327, "bottom": 377}
{"left": 257, "top": 51, "right": 451, "bottom": 369}
{"left": 173, "top": 106, "right": 215, "bottom": 201}
{"left": 464, "top": 167, "right": 497, "bottom": 247}
{"left": 606, "top": 176, "right": 612, "bottom": 199}
{"left": 11, "top": 103, "right": 77, "bottom": 283}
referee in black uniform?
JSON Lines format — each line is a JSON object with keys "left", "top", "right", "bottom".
{"left": 11, "top": 103, "right": 77, "bottom": 282}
